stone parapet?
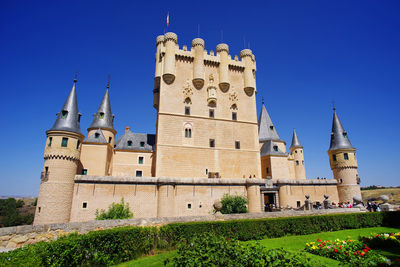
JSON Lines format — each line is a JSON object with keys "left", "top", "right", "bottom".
{"left": 275, "top": 179, "right": 338, "bottom": 186}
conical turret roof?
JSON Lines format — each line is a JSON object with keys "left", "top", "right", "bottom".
{"left": 290, "top": 129, "right": 302, "bottom": 148}
{"left": 88, "top": 88, "right": 115, "bottom": 132}
{"left": 329, "top": 109, "right": 354, "bottom": 151}
{"left": 48, "top": 79, "right": 82, "bottom": 134}
{"left": 258, "top": 103, "right": 281, "bottom": 142}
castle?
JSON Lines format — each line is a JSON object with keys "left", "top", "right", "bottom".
{"left": 33, "top": 32, "right": 362, "bottom": 225}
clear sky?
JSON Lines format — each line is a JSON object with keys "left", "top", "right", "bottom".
{"left": 1, "top": 0, "right": 399, "bottom": 196}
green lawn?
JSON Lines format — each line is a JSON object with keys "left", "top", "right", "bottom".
{"left": 117, "top": 227, "right": 400, "bottom": 267}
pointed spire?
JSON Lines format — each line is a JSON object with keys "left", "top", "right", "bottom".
{"left": 258, "top": 103, "right": 281, "bottom": 142}
{"left": 48, "top": 78, "right": 82, "bottom": 134}
{"left": 88, "top": 81, "right": 115, "bottom": 133}
{"left": 329, "top": 108, "right": 354, "bottom": 150}
{"left": 290, "top": 129, "right": 302, "bottom": 148}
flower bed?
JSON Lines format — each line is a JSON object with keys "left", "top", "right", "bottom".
{"left": 305, "top": 239, "right": 390, "bottom": 266}
{"left": 361, "top": 232, "right": 400, "bottom": 249}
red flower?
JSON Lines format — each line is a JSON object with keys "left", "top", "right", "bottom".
{"left": 366, "top": 247, "right": 370, "bottom": 250}
{"left": 361, "top": 252, "right": 365, "bottom": 256}
{"left": 339, "top": 246, "right": 342, "bottom": 249}
{"left": 334, "top": 248, "right": 338, "bottom": 253}
{"left": 363, "top": 249, "right": 368, "bottom": 253}
{"left": 317, "top": 239, "right": 322, "bottom": 242}
{"left": 353, "top": 252, "right": 357, "bottom": 255}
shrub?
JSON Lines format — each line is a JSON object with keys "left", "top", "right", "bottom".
{"left": 15, "top": 200, "right": 24, "bottom": 208}
{"left": 168, "top": 233, "right": 321, "bottom": 267}
{"left": 95, "top": 198, "right": 133, "bottom": 220}
{"left": 220, "top": 194, "right": 248, "bottom": 214}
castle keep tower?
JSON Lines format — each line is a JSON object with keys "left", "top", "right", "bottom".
{"left": 153, "top": 32, "right": 261, "bottom": 178}
{"left": 290, "top": 129, "right": 306, "bottom": 180}
{"left": 34, "top": 78, "right": 84, "bottom": 225}
{"left": 328, "top": 108, "right": 361, "bottom": 203}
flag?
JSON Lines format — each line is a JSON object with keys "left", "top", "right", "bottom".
{"left": 166, "top": 13, "right": 169, "bottom": 28}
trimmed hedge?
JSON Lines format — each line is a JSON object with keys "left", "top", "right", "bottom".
{"left": 1, "top": 211, "right": 399, "bottom": 266}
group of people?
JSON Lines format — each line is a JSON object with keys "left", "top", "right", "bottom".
{"left": 366, "top": 202, "right": 381, "bottom": 212}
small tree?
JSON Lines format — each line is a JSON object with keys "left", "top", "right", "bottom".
{"left": 95, "top": 198, "right": 133, "bottom": 220}
{"left": 220, "top": 194, "right": 248, "bottom": 214}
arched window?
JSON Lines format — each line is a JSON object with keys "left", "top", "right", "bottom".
{"left": 127, "top": 140, "right": 133, "bottom": 146}
{"left": 184, "top": 123, "right": 192, "bottom": 138}
{"left": 184, "top": 97, "right": 192, "bottom": 104}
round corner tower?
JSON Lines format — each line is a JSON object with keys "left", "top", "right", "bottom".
{"left": 290, "top": 129, "right": 306, "bottom": 180}
{"left": 34, "top": 79, "right": 84, "bottom": 225}
{"left": 328, "top": 108, "right": 361, "bottom": 203}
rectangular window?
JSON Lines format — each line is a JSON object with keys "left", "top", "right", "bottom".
{"left": 136, "top": 170, "right": 143, "bottom": 177}
{"left": 61, "top": 137, "right": 68, "bottom": 147}
{"left": 108, "top": 137, "right": 112, "bottom": 143}
{"left": 235, "top": 141, "right": 240, "bottom": 149}
{"left": 344, "top": 153, "right": 349, "bottom": 160}
{"left": 82, "top": 202, "right": 87, "bottom": 209}
{"left": 209, "top": 109, "right": 214, "bottom": 118}
{"left": 333, "top": 154, "right": 337, "bottom": 161}
{"left": 209, "top": 139, "right": 215, "bottom": 148}
{"left": 296, "top": 160, "right": 299, "bottom": 166}
{"left": 266, "top": 167, "right": 269, "bottom": 174}
{"left": 185, "top": 106, "right": 190, "bottom": 115}
{"left": 76, "top": 140, "right": 80, "bottom": 149}
{"left": 140, "top": 141, "right": 145, "bottom": 148}
{"left": 232, "top": 112, "right": 237, "bottom": 121}
{"left": 297, "top": 201, "right": 301, "bottom": 208}
{"left": 82, "top": 169, "right": 87, "bottom": 175}
{"left": 138, "top": 156, "right": 144, "bottom": 164}
{"left": 187, "top": 203, "right": 192, "bottom": 209}
{"left": 48, "top": 137, "right": 52, "bottom": 147}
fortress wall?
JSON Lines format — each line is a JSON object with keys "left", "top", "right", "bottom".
{"left": 112, "top": 150, "right": 154, "bottom": 177}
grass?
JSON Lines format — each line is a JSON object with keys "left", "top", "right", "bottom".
{"left": 117, "top": 227, "right": 400, "bottom": 267}
{"left": 361, "top": 188, "right": 400, "bottom": 204}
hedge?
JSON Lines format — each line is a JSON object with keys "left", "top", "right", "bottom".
{"left": 1, "top": 211, "right": 399, "bottom": 266}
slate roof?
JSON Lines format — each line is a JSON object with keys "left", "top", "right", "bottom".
{"left": 48, "top": 80, "right": 82, "bottom": 135}
{"left": 115, "top": 129, "right": 155, "bottom": 151}
{"left": 290, "top": 129, "right": 302, "bottom": 148}
{"left": 260, "top": 140, "right": 285, "bottom": 157}
{"left": 258, "top": 104, "right": 281, "bottom": 142}
{"left": 329, "top": 109, "right": 354, "bottom": 151}
{"left": 88, "top": 89, "right": 115, "bottom": 132}
{"left": 83, "top": 128, "right": 107, "bottom": 144}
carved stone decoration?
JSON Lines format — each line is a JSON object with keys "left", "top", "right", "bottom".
{"left": 207, "top": 74, "right": 217, "bottom": 106}
{"left": 229, "top": 90, "right": 238, "bottom": 104}
{"left": 182, "top": 79, "right": 193, "bottom": 103}
{"left": 209, "top": 74, "right": 215, "bottom": 84}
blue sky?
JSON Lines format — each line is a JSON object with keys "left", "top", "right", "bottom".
{"left": 1, "top": 0, "right": 399, "bottom": 196}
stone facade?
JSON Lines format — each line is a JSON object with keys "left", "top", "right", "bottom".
{"left": 33, "top": 32, "right": 361, "bottom": 225}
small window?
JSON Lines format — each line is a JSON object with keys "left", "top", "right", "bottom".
{"left": 61, "top": 137, "right": 68, "bottom": 147}
{"left": 38, "top": 207, "right": 41, "bottom": 213}
{"left": 136, "top": 170, "right": 143, "bottom": 177}
{"left": 187, "top": 203, "right": 192, "bottom": 209}
{"left": 138, "top": 156, "right": 144, "bottom": 164}
{"left": 61, "top": 110, "right": 68, "bottom": 118}
{"left": 78, "top": 114, "right": 81, "bottom": 122}
{"left": 343, "top": 132, "right": 348, "bottom": 138}
{"left": 295, "top": 150, "right": 297, "bottom": 153}
{"left": 205, "top": 168, "right": 208, "bottom": 175}
{"left": 339, "top": 178, "right": 343, "bottom": 183}
{"left": 48, "top": 137, "right": 52, "bottom": 147}
{"left": 140, "top": 142, "right": 145, "bottom": 148}
{"left": 95, "top": 133, "right": 100, "bottom": 139}
{"left": 108, "top": 137, "right": 112, "bottom": 143}
{"left": 45, "top": 166, "right": 49, "bottom": 174}
{"left": 99, "top": 112, "right": 104, "bottom": 119}
{"left": 301, "top": 150, "right": 303, "bottom": 154}
{"left": 235, "top": 141, "right": 240, "bottom": 149}
{"left": 296, "top": 160, "right": 299, "bottom": 166}
{"left": 76, "top": 140, "right": 80, "bottom": 149}
{"left": 82, "top": 202, "right": 87, "bottom": 209}
{"left": 266, "top": 167, "right": 269, "bottom": 174}
{"left": 127, "top": 140, "right": 133, "bottom": 146}
{"left": 273, "top": 145, "right": 278, "bottom": 152}
{"left": 185, "top": 106, "right": 190, "bottom": 115}
{"left": 185, "top": 128, "right": 192, "bottom": 138}
{"left": 297, "top": 201, "right": 301, "bottom": 208}
{"left": 82, "top": 169, "right": 87, "bottom": 175}
{"left": 232, "top": 112, "right": 237, "bottom": 121}
{"left": 302, "top": 160, "right": 304, "bottom": 165}
{"left": 344, "top": 153, "right": 349, "bottom": 160}
{"left": 209, "top": 109, "right": 214, "bottom": 118}
{"left": 270, "top": 125, "right": 274, "bottom": 130}
{"left": 209, "top": 139, "right": 215, "bottom": 148}
{"left": 333, "top": 154, "right": 337, "bottom": 161}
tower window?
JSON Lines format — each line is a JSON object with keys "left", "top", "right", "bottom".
{"left": 235, "top": 141, "right": 240, "bottom": 149}
{"left": 343, "top": 132, "right": 348, "bottom": 138}
{"left": 209, "top": 109, "right": 214, "bottom": 118}
{"left": 185, "top": 128, "right": 192, "bottom": 138}
{"left": 61, "top": 110, "right": 68, "bottom": 119}
{"left": 273, "top": 145, "right": 278, "bottom": 152}
{"left": 82, "top": 202, "right": 87, "bottom": 209}
{"left": 302, "top": 160, "right": 304, "bottom": 165}
{"left": 339, "top": 178, "right": 343, "bottom": 183}
{"left": 61, "top": 137, "right": 68, "bottom": 147}
{"left": 108, "top": 137, "right": 112, "bottom": 143}
{"left": 127, "top": 140, "right": 133, "bottom": 146}
{"left": 295, "top": 150, "right": 297, "bottom": 153}
{"left": 301, "top": 150, "right": 303, "bottom": 153}
{"left": 296, "top": 160, "right": 299, "bottom": 166}
{"left": 344, "top": 153, "right": 349, "bottom": 160}
{"left": 297, "top": 201, "right": 301, "bottom": 208}
{"left": 266, "top": 167, "right": 269, "bottom": 174}
{"left": 138, "top": 156, "right": 144, "bottom": 164}
{"left": 140, "top": 142, "right": 145, "bottom": 148}
{"left": 78, "top": 114, "right": 81, "bottom": 122}
{"left": 333, "top": 154, "right": 337, "bottom": 161}
{"left": 38, "top": 207, "right": 41, "bottom": 213}
{"left": 76, "top": 140, "right": 80, "bottom": 149}
{"left": 270, "top": 126, "right": 274, "bottom": 130}
{"left": 82, "top": 169, "right": 87, "bottom": 175}
{"left": 209, "top": 139, "right": 215, "bottom": 148}
{"left": 99, "top": 112, "right": 104, "bottom": 119}
{"left": 48, "top": 137, "right": 52, "bottom": 147}
{"left": 232, "top": 112, "right": 237, "bottom": 121}
{"left": 185, "top": 106, "right": 190, "bottom": 115}
{"left": 95, "top": 133, "right": 100, "bottom": 139}
{"left": 136, "top": 170, "right": 142, "bottom": 177}
{"left": 187, "top": 203, "right": 192, "bottom": 209}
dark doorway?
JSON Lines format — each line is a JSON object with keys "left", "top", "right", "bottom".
{"left": 264, "top": 193, "right": 275, "bottom": 212}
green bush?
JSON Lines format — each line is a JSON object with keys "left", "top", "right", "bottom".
{"left": 168, "top": 233, "right": 321, "bottom": 266}
{"left": 95, "top": 198, "right": 133, "bottom": 220}
{"left": 0, "top": 198, "right": 33, "bottom": 227}
{"left": 219, "top": 194, "right": 248, "bottom": 214}
{"left": 1, "top": 211, "right": 400, "bottom": 266}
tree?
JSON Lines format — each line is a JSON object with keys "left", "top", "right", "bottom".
{"left": 220, "top": 194, "right": 248, "bottom": 214}
{"left": 95, "top": 198, "right": 133, "bottom": 220}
